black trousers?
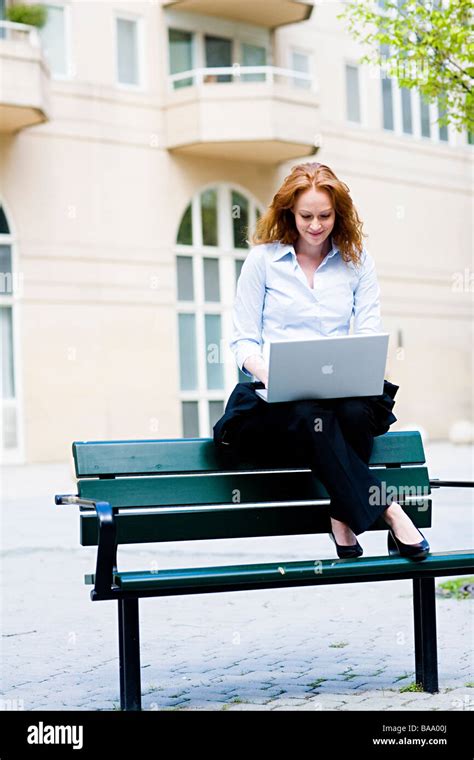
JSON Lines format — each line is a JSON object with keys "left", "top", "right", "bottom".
{"left": 215, "top": 386, "right": 398, "bottom": 536}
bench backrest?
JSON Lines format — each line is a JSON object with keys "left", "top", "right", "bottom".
{"left": 74, "top": 431, "right": 431, "bottom": 547}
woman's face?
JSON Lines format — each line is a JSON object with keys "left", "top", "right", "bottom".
{"left": 292, "top": 188, "right": 335, "bottom": 249}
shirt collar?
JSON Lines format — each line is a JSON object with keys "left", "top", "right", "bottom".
{"left": 271, "top": 237, "right": 340, "bottom": 264}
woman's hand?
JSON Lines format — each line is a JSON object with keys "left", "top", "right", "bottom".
{"left": 243, "top": 354, "right": 268, "bottom": 387}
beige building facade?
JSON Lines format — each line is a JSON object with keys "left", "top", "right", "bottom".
{"left": 0, "top": 0, "right": 472, "bottom": 464}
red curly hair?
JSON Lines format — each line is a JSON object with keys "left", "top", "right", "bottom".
{"left": 251, "top": 162, "right": 366, "bottom": 266}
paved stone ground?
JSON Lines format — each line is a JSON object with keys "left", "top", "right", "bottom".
{"left": 1, "top": 442, "right": 472, "bottom": 712}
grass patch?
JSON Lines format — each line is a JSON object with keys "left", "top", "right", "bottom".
{"left": 437, "top": 576, "right": 474, "bottom": 600}
{"left": 400, "top": 682, "right": 424, "bottom": 693}
{"left": 329, "top": 641, "right": 349, "bottom": 649}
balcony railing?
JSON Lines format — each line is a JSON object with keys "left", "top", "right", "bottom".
{"left": 165, "top": 62, "right": 320, "bottom": 163}
{"left": 0, "top": 19, "right": 41, "bottom": 45}
{"left": 169, "top": 65, "right": 315, "bottom": 91}
{"left": 0, "top": 19, "right": 50, "bottom": 132}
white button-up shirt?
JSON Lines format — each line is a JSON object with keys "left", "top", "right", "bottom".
{"left": 230, "top": 238, "right": 383, "bottom": 377}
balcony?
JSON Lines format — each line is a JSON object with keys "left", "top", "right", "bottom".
{"left": 165, "top": 66, "right": 320, "bottom": 164}
{"left": 162, "top": 0, "right": 313, "bottom": 28}
{"left": 0, "top": 21, "right": 51, "bottom": 133}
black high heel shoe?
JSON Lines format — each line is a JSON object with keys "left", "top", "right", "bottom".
{"left": 387, "top": 529, "right": 430, "bottom": 561}
{"left": 329, "top": 531, "right": 363, "bottom": 559}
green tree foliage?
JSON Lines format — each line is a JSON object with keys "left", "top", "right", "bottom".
{"left": 338, "top": 0, "right": 473, "bottom": 132}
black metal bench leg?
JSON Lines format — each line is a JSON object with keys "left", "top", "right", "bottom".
{"left": 118, "top": 598, "right": 142, "bottom": 710}
{"left": 118, "top": 600, "right": 125, "bottom": 710}
{"left": 413, "top": 578, "right": 424, "bottom": 686}
{"left": 412, "top": 577, "right": 439, "bottom": 693}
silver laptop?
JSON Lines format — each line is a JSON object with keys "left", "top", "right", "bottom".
{"left": 255, "top": 333, "right": 389, "bottom": 402}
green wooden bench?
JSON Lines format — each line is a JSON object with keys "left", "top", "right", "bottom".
{"left": 55, "top": 430, "right": 474, "bottom": 711}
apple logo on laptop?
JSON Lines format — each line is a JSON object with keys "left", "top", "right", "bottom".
{"left": 321, "top": 364, "right": 334, "bottom": 374}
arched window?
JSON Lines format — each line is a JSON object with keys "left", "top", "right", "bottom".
{"left": 175, "top": 184, "right": 262, "bottom": 437}
{"left": 0, "top": 203, "right": 20, "bottom": 457}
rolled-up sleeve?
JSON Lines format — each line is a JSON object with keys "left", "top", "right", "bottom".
{"left": 353, "top": 249, "right": 383, "bottom": 333}
{"left": 230, "top": 246, "right": 266, "bottom": 377}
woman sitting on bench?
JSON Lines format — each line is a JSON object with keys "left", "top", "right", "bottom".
{"left": 213, "top": 161, "right": 429, "bottom": 561}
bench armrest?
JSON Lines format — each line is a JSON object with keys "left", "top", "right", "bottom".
{"left": 55, "top": 494, "right": 102, "bottom": 507}
{"left": 55, "top": 494, "right": 117, "bottom": 598}
{"left": 429, "top": 479, "right": 474, "bottom": 489}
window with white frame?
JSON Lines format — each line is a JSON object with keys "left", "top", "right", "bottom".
{"left": 116, "top": 16, "right": 141, "bottom": 87}
{"left": 437, "top": 96, "right": 449, "bottom": 141}
{"left": 0, "top": 205, "right": 20, "bottom": 456}
{"left": 400, "top": 85, "right": 413, "bottom": 134}
{"left": 168, "top": 28, "right": 194, "bottom": 89}
{"left": 378, "top": 1, "right": 451, "bottom": 142}
{"left": 380, "top": 42, "right": 395, "bottom": 131}
{"left": 241, "top": 42, "right": 266, "bottom": 82}
{"left": 204, "top": 34, "right": 233, "bottom": 82}
{"left": 419, "top": 92, "right": 431, "bottom": 137}
{"left": 0, "top": 0, "right": 6, "bottom": 39}
{"left": 345, "top": 63, "right": 361, "bottom": 123}
{"left": 40, "top": 4, "right": 69, "bottom": 77}
{"left": 175, "top": 185, "right": 262, "bottom": 438}
{"left": 380, "top": 45, "right": 451, "bottom": 142}
{"left": 290, "top": 49, "right": 312, "bottom": 89}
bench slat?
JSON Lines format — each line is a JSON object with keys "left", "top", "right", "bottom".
{"left": 78, "top": 466, "right": 430, "bottom": 509}
{"left": 80, "top": 499, "right": 432, "bottom": 546}
{"left": 72, "top": 430, "right": 425, "bottom": 477}
{"left": 113, "top": 551, "right": 474, "bottom": 592}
